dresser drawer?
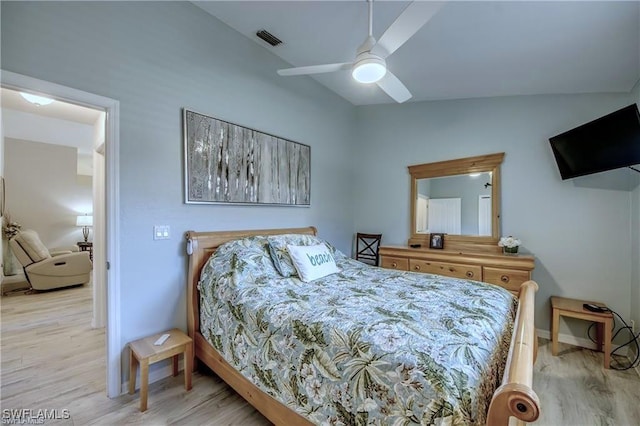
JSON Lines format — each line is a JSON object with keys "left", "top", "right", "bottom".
{"left": 381, "top": 256, "right": 409, "bottom": 271}
{"left": 409, "top": 259, "right": 482, "bottom": 281}
{"left": 483, "top": 267, "right": 530, "bottom": 292}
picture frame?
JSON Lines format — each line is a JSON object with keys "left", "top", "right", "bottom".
{"left": 183, "top": 109, "right": 311, "bottom": 206}
{"left": 429, "top": 233, "right": 445, "bottom": 249}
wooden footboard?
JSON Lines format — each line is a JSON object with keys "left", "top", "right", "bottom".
{"left": 186, "top": 228, "right": 540, "bottom": 425}
{"left": 487, "top": 280, "right": 540, "bottom": 425}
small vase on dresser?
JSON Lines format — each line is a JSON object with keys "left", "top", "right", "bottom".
{"left": 498, "top": 236, "right": 521, "bottom": 256}
{"left": 503, "top": 246, "right": 519, "bottom": 255}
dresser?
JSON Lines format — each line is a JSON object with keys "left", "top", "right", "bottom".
{"left": 379, "top": 246, "right": 535, "bottom": 294}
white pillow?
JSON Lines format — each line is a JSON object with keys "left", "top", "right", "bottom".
{"left": 286, "top": 244, "right": 340, "bottom": 283}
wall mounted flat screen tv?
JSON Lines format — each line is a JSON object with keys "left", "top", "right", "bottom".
{"left": 549, "top": 104, "right": 640, "bottom": 180}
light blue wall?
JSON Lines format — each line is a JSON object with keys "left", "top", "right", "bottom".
{"left": 1, "top": 1, "right": 355, "bottom": 380}
{"left": 353, "top": 94, "right": 637, "bottom": 332}
{"left": 631, "top": 81, "right": 640, "bottom": 337}
{"left": 632, "top": 179, "right": 639, "bottom": 335}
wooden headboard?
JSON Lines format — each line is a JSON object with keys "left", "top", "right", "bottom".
{"left": 185, "top": 226, "right": 317, "bottom": 339}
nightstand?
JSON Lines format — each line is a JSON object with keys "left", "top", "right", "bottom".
{"left": 128, "top": 328, "right": 193, "bottom": 411}
{"left": 551, "top": 296, "right": 613, "bottom": 369}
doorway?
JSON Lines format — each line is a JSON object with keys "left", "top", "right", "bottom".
{"left": 1, "top": 70, "right": 121, "bottom": 397}
{"left": 1, "top": 87, "right": 102, "bottom": 293}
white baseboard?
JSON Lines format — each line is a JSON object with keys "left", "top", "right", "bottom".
{"left": 121, "top": 359, "right": 185, "bottom": 395}
{"left": 536, "top": 328, "right": 637, "bottom": 364}
{"left": 536, "top": 328, "right": 599, "bottom": 351}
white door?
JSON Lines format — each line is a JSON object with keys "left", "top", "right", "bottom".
{"left": 416, "top": 195, "right": 429, "bottom": 233}
{"left": 428, "top": 198, "right": 461, "bottom": 234}
{"left": 478, "top": 195, "right": 492, "bottom": 236}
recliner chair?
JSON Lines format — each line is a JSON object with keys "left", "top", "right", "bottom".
{"left": 9, "top": 230, "right": 92, "bottom": 291}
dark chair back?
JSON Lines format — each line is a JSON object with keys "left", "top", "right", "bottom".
{"left": 355, "top": 233, "right": 382, "bottom": 266}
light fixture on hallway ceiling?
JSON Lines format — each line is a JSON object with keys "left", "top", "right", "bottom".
{"left": 76, "top": 214, "right": 93, "bottom": 243}
{"left": 20, "top": 92, "right": 55, "bottom": 106}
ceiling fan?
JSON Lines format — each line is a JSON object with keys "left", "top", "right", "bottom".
{"left": 277, "top": 0, "right": 444, "bottom": 103}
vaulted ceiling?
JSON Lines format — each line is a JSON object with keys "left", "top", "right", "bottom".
{"left": 196, "top": 1, "right": 640, "bottom": 105}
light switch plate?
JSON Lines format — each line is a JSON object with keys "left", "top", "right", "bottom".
{"left": 153, "top": 225, "right": 170, "bottom": 240}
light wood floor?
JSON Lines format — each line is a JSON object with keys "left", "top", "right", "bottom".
{"left": 1, "top": 283, "right": 638, "bottom": 425}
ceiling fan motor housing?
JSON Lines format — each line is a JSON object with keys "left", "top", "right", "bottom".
{"left": 352, "top": 35, "right": 387, "bottom": 84}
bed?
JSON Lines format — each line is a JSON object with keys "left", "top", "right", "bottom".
{"left": 186, "top": 227, "right": 539, "bottom": 425}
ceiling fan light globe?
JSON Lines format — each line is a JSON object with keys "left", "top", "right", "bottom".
{"left": 352, "top": 58, "right": 386, "bottom": 84}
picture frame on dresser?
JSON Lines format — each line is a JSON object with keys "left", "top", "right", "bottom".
{"left": 429, "top": 233, "right": 444, "bottom": 249}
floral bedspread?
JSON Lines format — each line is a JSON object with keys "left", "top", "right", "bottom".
{"left": 198, "top": 236, "right": 517, "bottom": 425}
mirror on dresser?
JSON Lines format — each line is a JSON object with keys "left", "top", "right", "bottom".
{"left": 409, "top": 153, "right": 504, "bottom": 253}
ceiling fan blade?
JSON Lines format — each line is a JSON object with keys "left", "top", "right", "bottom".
{"left": 371, "top": 1, "right": 446, "bottom": 58}
{"left": 277, "top": 62, "right": 352, "bottom": 76}
{"left": 376, "top": 71, "right": 412, "bottom": 103}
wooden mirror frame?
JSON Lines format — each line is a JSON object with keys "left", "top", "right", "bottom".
{"left": 408, "top": 152, "right": 504, "bottom": 253}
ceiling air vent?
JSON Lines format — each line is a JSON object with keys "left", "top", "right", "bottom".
{"left": 256, "top": 29, "right": 282, "bottom": 47}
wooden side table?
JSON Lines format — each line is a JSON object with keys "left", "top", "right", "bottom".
{"left": 128, "top": 328, "right": 193, "bottom": 411}
{"left": 550, "top": 296, "right": 613, "bottom": 369}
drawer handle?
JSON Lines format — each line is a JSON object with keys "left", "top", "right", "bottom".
{"left": 501, "top": 275, "right": 510, "bottom": 283}
{"left": 391, "top": 262, "right": 397, "bottom": 268}
{"left": 448, "top": 267, "right": 454, "bottom": 272}
{"left": 414, "top": 265, "right": 421, "bottom": 271}
{"left": 466, "top": 271, "right": 474, "bottom": 278}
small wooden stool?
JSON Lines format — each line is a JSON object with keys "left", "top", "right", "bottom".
{"left": 550, "top": 296, "right": 613, "bottom": 369}
{"left": 128, "top": 328, "right": 193, "bottom": 411}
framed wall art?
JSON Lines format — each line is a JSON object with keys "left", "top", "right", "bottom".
{"left": 183, "top": 109, "right": 310, "bottom": 206}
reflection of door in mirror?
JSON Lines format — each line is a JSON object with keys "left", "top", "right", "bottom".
{"left": 478, "top": 195, "right": 492, "bottom": 236}
{"left": 416, "top": 195, "right": 429, "bottom": 233}
{"left": 428, "top": 198, "right": 461, "bottom": 234}
{"left": 416, "top": 173, "right": 492, "bottom": 236}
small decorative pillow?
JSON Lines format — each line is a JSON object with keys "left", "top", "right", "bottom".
{"left": 268, "top": 240, "right": 298, "bottom": 277}
{"left": 267, "top": 234, "right": 326, "bottom": 277}
{"left": 286, "top": 244, "right": 340, "bottom": 282}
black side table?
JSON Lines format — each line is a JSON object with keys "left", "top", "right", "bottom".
{"left": 77, "top": 242, "right": 93, "bottom": 261}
